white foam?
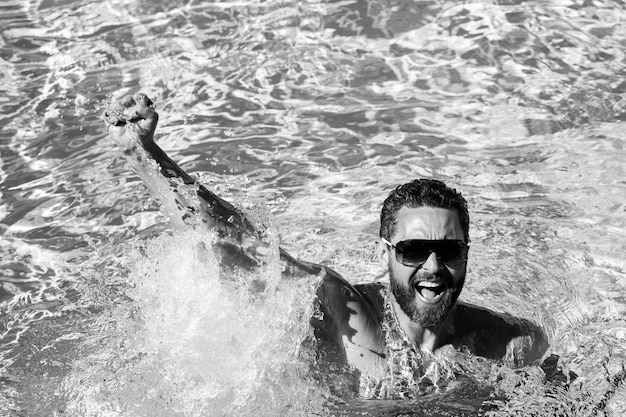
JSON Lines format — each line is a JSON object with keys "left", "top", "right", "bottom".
{"left": 62, "top": 229, "right": 328, "bottom": 416}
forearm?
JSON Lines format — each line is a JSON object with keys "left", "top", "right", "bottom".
{"left": 122, "top": 139, "right": 263, "bottom": 238}
{"left": 118, "top": 139, "right": 198, "bottom": 228}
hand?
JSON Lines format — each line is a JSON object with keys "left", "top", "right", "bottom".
{"left": 103, "top": 92, "right": 159, "bottom": 152}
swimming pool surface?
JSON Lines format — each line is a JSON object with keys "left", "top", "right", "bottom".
{"left": 1, "top": 0, "right": 625, "bottom": 415}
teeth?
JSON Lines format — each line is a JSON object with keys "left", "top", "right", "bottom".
{"left": 418, "top": 281, "right": 441, "bottom": 288}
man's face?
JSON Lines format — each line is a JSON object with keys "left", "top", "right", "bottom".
{"left": 381, "top": 206, "right": 467, "bottom": 328}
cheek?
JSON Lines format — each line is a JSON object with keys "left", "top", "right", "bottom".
{"left": 390, "top": 262, "right": 415, "bottom": 286}
{"left": 446, "top": 264, "right": 466, "bottom": 283}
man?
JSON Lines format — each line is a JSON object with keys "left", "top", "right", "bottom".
{"left": 103, "top": 93, "right": 548, "bottom": 399}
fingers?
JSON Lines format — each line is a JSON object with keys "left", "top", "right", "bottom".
{"left": 102, "top": 99, "right": 126, "bottom": 126}
{"left": 130, "top": 93, "right": 158, "bottom": 139}
{"left": 133, "top": 93, "right": 158, "bottom": 131}
{"left": 103, "top": 92, "right": 155, "bottom": 120}
{"left": 103, "top": 92, "right": 158, "bottom": 132}
{"left": 122, "top": 93, "right": 153, "bottom": 121}
{"left": 134, "top": 92, "right": 153, "bottom": 107}
{"left": 117, "top": 93, "right": 152, "bottom": 122}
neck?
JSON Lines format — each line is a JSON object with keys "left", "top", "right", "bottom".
{"left": 389, "top": 295, "right": 456, "bottom": 352}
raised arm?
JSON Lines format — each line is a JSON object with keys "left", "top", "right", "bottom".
{"left": 103, "top": 93, "right": 272, "bottom": 267}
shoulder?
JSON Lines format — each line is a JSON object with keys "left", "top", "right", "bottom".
{"left": 314, "top": 268, "right": 387, "bottom": 376}
{"left": 315, "top": 268, "right": 384, "bottom": 335}
{"left": 452, "top": 302, "right": 549, "bottom": 366}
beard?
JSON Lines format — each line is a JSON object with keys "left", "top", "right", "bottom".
{"left": 389, "top": 268, "right": 464, "bottom": 328}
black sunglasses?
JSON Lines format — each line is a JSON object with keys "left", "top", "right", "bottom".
{"left": 381, "top": 238, "right": 468, "bottom": 267}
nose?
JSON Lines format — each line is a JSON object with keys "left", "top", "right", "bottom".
{"left": 421, "top": 251, "right": 444, "bottom": 273}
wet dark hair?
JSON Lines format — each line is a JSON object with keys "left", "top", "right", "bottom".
{"left": 379, "top": 178, "right": 469, "bottom": 241}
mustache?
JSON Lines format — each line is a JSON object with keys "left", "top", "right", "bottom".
{"left": 409, "top": 272, "right": 449, "bottom": 288}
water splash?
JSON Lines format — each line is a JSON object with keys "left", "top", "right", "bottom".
{"left": 61, "top": 229, "right": 327, "bottom": 416}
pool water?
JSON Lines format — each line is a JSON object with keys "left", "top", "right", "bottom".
{"left": 1, "top": 0, "right": 625, "bottom": 415}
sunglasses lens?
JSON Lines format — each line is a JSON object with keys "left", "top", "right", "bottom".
{"left": 395, "top": 241, "right": 428, "bottom": 266}
{"left": 395, "top": 240, "right": 466, "bottom": 266}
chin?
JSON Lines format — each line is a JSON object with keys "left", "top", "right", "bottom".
{"left": 391, "top": 280, "right": 463, "bottom": 328}
{"left": 415, "top": 293, "right": 455, "bottom": 328}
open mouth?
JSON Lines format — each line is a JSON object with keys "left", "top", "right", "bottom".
{"left": 414, "top": 281, "right": 447, "bottom": 303}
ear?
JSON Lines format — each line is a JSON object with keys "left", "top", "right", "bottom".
{"left": 375, "top": 239, "right": 390, "bottom": 270}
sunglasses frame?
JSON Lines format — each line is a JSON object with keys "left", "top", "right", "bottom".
{"left": 381, "top": 237, "right": 469, "bottom": 267}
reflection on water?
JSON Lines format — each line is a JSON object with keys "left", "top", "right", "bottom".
{"left": 1, "top": 0, "right": 626, "bottom": 415}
